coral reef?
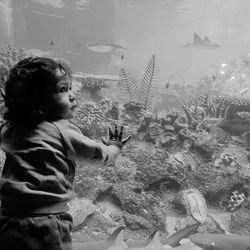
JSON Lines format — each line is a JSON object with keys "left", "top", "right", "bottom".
{"left": 78, "top": 77, "right": 107, "bottom": 100}
{"left": 0, "top": 44, "right": 250, "bottom": 243}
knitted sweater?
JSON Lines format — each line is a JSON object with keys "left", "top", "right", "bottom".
{"left": 0, "top": 119, "right": 120, "bottom": 214}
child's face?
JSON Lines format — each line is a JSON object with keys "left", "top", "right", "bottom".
{"left": 42, "top": 68, "right": 77, "bottom": 120}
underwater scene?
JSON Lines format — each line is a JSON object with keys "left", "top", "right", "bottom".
{"left": 1, "top": 0, "right": 250, "bottom": 249}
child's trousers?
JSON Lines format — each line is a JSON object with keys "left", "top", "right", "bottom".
{"left": 0, "top": 212, "right": 73, "bottom": 250}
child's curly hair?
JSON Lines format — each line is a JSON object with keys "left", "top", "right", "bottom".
{"left": 3, "top": 57, "right": 72, "bottom": 124}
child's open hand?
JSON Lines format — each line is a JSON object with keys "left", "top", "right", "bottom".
{"left": 101, "top": 124, "right": 131, "bottom": 149}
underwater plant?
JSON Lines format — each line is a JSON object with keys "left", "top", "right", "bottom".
{"left": 118, "top": 67, "right": 139, "bottom": 101}
{"left": 118, "top": 55, "right": 158, "bottom": 111}
{"left": 137, "top": 55, "right": 158, "bottom": 111}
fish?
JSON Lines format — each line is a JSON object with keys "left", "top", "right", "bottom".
{"left": 49, "top": 40, "right": 56, "bottom": 46}
{"left": 125, "top": 222, "right": 201, "bottom": 248}
{"left": 128, "top": 231, "right": 163, "bottom": 250}
{"left": 165, "top": 82, "right": 170, "bottom": 89}
{"left": 107, "top": 230, "right": 127, "bottom": 250}
{"left": 184, "top": 32, "right": 220, "bottom": 49}
{"left": 241, "top": 88, "right": 249, "bottom": 96}
{"left": 86, "top": 42, "right": 127, "bottom": 53}
{"left": 161, "top": 222, "right": 201, "bottom": 247}
{"left": 189, "top": 233, "right": 250, "bottom": 250}
{"left": 73, "top": 225, "right": 126, "bottom": 250}
{"left": 72, "top": 223, "right": 200, "bottom": 250}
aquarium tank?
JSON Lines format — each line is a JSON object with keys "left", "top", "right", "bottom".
{"left": 0, "top": 0, "right": 250, "bottom": 249}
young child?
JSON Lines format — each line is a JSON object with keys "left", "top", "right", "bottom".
{"left": 0, "top": 57, "right": 131, "bottom": 250}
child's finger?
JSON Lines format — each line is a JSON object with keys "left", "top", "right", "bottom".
{"left": 122, "top": 135, "right": 132, "bottom": 144}
{"left": 109, "top": 126, "right": 114, "bottom": 139}
{"left": 114, "top": 124, "right": 118, "bottom": 138}
{"left": 118, "top": 126, "right": 123, "bottom": 140}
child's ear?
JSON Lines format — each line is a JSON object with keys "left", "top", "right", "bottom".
{"left": 0, "top": 88, "right": 6, "bottom": 101}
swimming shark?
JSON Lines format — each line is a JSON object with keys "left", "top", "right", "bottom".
{"left": 189, "top": 233, "right": 250, "bottom": 250}
{"left": 72, "top": 222, "right": 200, "bottom": 250}
{"left": 184, "top": 32, "right": 220, "bottom": 49}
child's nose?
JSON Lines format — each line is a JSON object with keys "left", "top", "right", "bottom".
{"left": 69, "top": 93, "right": 75, "bottom": 102}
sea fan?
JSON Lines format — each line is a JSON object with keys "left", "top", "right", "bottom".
{"left": 138, "top": 55, "right": 158, "bottom": 110}
{"left": 118, "top": 67, "right": 138, "bottom": 101}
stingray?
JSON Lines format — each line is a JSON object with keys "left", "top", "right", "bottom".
{"left": 189, "top": 233, "right": 250, "bottom": 250}
{"left": 184, "top": 32, "right": 220, "bottom": 49}
{"left": 72, "top": 222, "right": 200, "bottom": 250}
{"left": 86, "top": 42, "right": 127, "bottom": 53}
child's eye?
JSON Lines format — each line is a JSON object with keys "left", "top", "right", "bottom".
{"left": 59, "top": 87, "right": 67, "bottom": 92}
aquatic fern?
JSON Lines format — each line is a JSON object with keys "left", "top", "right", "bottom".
{"left": 118, "top": 67, "right": 138, "bottom": 101}
{"left": 118, "top": 55, "right": 159, "bottom": 111}
{"left": 138, "top": 55, "right": 158, "bottom": 110}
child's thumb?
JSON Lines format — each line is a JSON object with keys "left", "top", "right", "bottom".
{"left": 101, "top": 137, "right": 108, "bottom": 145}
{"left": 122, "top": 135, "right": 132, "bottom": 145}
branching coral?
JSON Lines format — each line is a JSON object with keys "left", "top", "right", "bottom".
{"left": 78, "top": 77, "right": 106, "bottom": 100}
{"left": 123, "top": 100, "right": 144, "bottom": 118}
{"left": 195, "top": 92, "right": 232, "bottom": 118}
{"left": 224, "top": 97, "right": 250, "bottom": 120}
{"left": 73, "top": 102, "right": 106, "bottom": 137}
{"left": 75, "top": 102, "right": 105, "bottom": 125}
{"left": 181, "top": 105, "right": 199, "bottom": 130}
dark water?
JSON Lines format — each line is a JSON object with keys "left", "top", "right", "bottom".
{"left": 1, "top": 0, "right": 250, "bottom": 85}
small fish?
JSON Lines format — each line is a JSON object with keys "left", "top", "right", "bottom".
{"left": 121, "top": 55, "right": 124, "bottom": 60}
{"left": 49, "top": 40, "right": 55, "bottom": 46}
{"left": 86, "top": 42, "right": 127, "bottom": 53}
{"left": 189, "top": 233, "right": 250, "bottom": 250}
{"left": 165, "top": 82, "right": 170, "bottom": 89}
{"left": 241, "top": 88, "right": 249, "bottom": 96}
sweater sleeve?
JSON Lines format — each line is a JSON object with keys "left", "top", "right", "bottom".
{"left": 52, "top": 120, "right": 120, "bottom": 165}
